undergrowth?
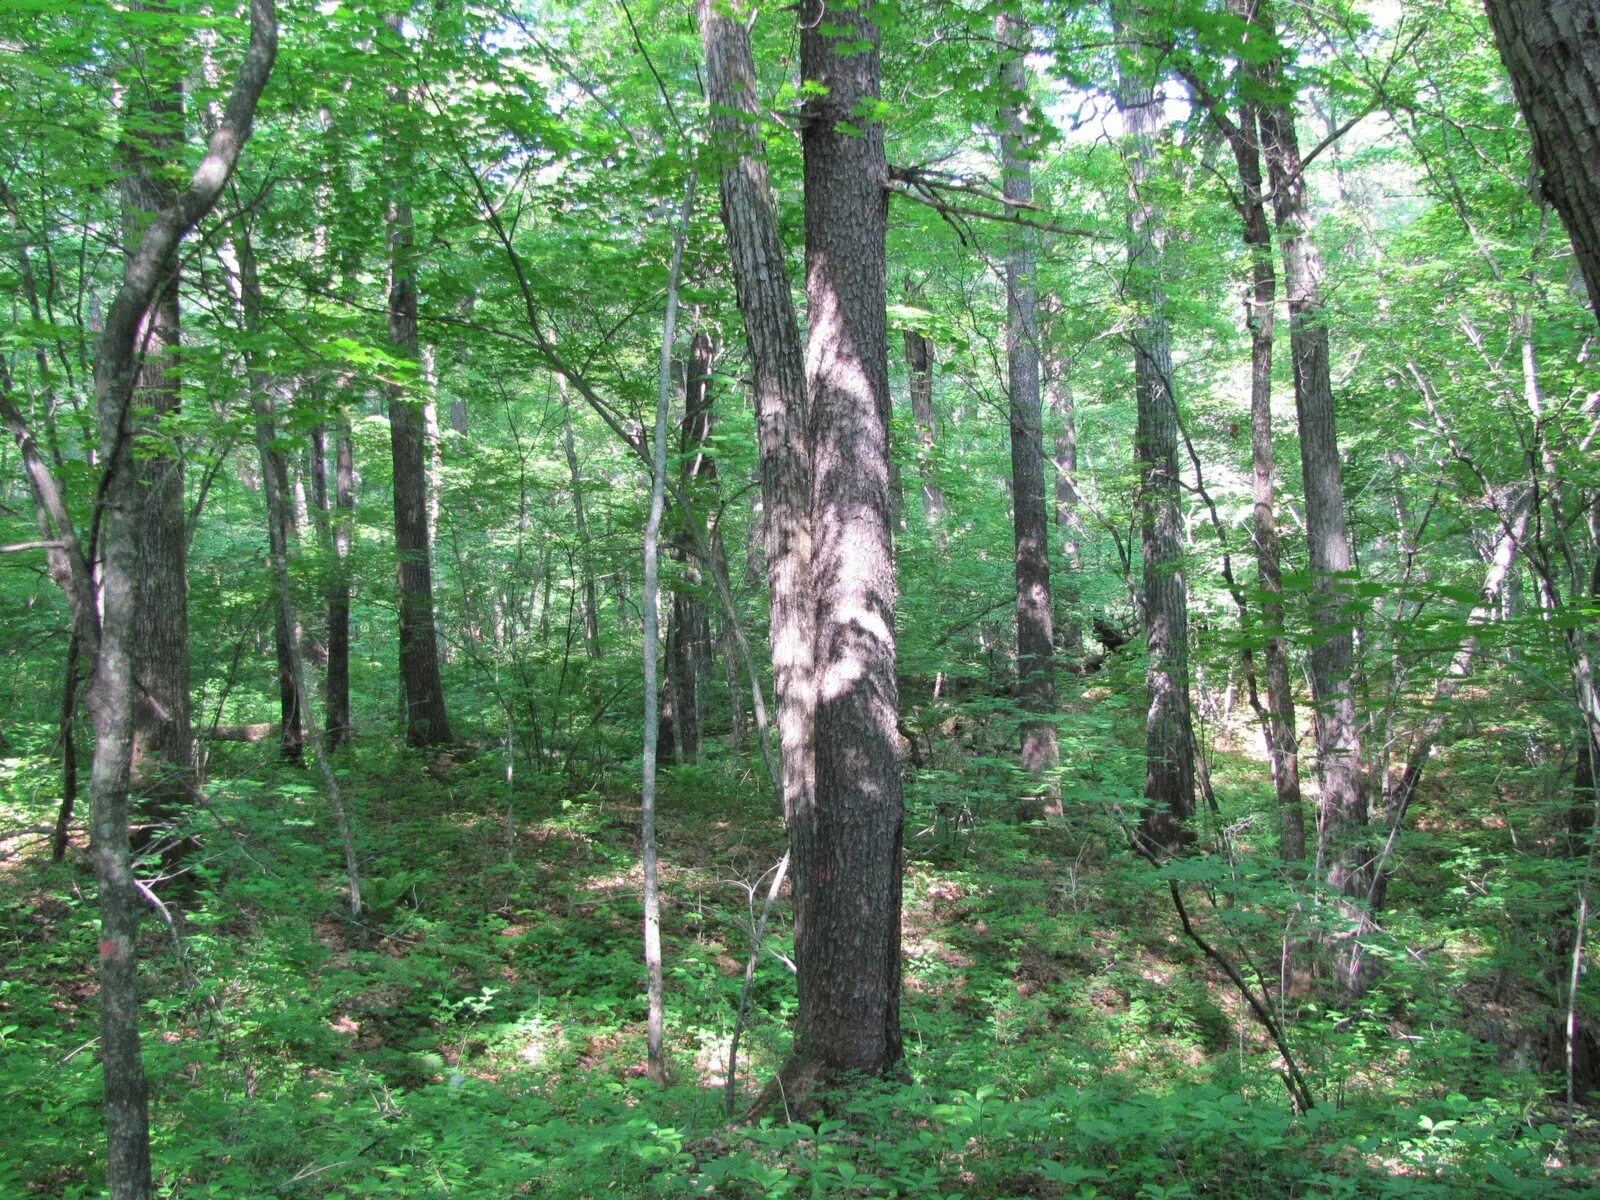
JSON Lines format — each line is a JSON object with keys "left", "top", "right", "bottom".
{"left": 2, "top": 727, "right": 1597, "bottom": 1198}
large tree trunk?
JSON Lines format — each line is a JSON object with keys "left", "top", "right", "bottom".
{"left": 697, "top": 0, "right": 814, "bottom": 827}
{"left": 1484, "top": 0, "right": 1600, "bottom": 321}
{"left": 792, "top": 0, "right": 904, "bottom": 1081}
{"left": 1115, "top": 4, "right": 1197, "bottom": 854}
{"left": 998, "top": 15, "right": 1059, "bottom": 803}
{"left": 1253, "top": 3, "right": 1370, "bottom": 972}
{"left": 384, "top": 13, "right": 453, "bottom": 747}
{"left": 122, "top": 11, "right": 192, "bottom": 803}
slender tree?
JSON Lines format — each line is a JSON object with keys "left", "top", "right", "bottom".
{"left": 998, "top": 12, "right": 1060, "bottom": 803}
{"left": 1251, "top": 1, "right": 1371, "bottom": 958}
{"left": 696, "top": 0, "right": 814, "bottom": 828}
{"left": 1115, "top": 3, "right": 1197, "bottom": 853}
{"left": 0, "top": 7, "right": 277, "bottom": 1194}
{"left": 383, "top": 12, "right": 452, "bottom": 746}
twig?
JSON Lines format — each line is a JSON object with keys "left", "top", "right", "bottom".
{"left": 726, "top": 850, "right": 790, "bottom": 1116}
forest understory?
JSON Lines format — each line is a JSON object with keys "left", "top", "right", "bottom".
{"left": 4, "top": 693, "right": 1598, "bottom": 1198}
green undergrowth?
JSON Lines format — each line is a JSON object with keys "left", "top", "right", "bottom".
{"left": 2, "top": 731, "right": 1597, "bottom": 1198}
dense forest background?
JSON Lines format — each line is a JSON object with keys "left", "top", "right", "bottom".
{"left": 3, "top": 0, "right": 1600, "bottom": 1196}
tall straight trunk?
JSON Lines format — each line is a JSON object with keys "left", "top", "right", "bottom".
{"left": 318, "top": 422, "right": 354, "bottom": 746}
{"left": 1235, "top": 96, "right": 1304, "bottom": 861}
{"left": 384, "top": 13, "right": 452, "bottom": 746}
{"left": 122, "top": 11, "right": 192, "bottom": 800}
{"left": 903, "top": 327, "right": 945, "bottom": 522}
{"left": 697, "top": 0, "right": 813, "bottom": 826}
{"left": 559, "top": 381, "right": 601, "bottom": 659}
{"left": 1190, "top": 36, "right": 1306, "bottom": 861}
{"left": 793, "top": 0, "right": 903, "bottom": 1081}
{"left": 664, "top": 331, "right": 717, "bottom": 764}
{"left": 1115, "top": 5, "right": 1196, "bottom": 853}
{"left": 641, "top": 176, "right": 694, "bottom": 1085}
{"left": 1252, "top": 2, "right": 1369, "bottom": 942}
{"left": 225, "top": 237, "right": 302, "bottom": 763}
{"left": 1047, "top": 359, "right": 1084, "bottom": 658}
{"left": 998, "top": 15, "right": 1059, "bottom": 799}
{"left": 1484, "top": 0, "right": 1600, "bottom": 321}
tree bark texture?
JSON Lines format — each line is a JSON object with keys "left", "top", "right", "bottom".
{"left": 1253, "top": 5, "right": 1370, "bottom": 937}
{"left": 384, "top": 17, "right": 453, "bottom": 747}
{"left": 1115, "top": 8, "right": 1197, "bottom": 853}
{"left": 698, "top": 0, "right": 814, "bottom": 828}
{"left": 999, "top": 15, "right": 1060, "bottom": 795}
{"left": 1484, "top": 0, "right": 1600, "bottom": 321}
{"left": 121, "top": 13, "right": 193, "bottom": 801}
{"left": 87, "top": 7, "right": 277, "bottom": 1194}
{"left": 794, "top": 0, "right": 904, "bottom": 1079}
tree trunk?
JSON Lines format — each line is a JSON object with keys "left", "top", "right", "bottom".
{"left": 318, "top": 421, "right": 355, "bottom": 747}
{"left": 121, "top": 11, "right": 192, "bottom": 803}
{"left": 1484, "top": 0, "right": 1600, "bottom": 322}
{"left": 903, "top": 327, "right": 945, "bottom": 523}
{"left": 697, "top": 0, "right": 814, "bottom": 827}
{"left": 1046, "top": 360, "right": 1084, "bottom": 659}
{"left": 1253, "top": 3, "right": 1370, "bottom": 964}
{"left": 87, "top": 8, "right": 277, "bottom": 1194}
{"left": 1190, "top": 42, "right": 1307, "bottom": 861}
{"left": 791, "top": 0, "right": 903, "bottom": 1081}
{"left": 223, "top": 235, "right": 303, "bottom": 764}
{"left": 641, "top": 176, "right": 694, "bottom": 1085}
{"left": 999, "top": 15, "right": 1059, "bottom": 805}
{"left": 1115, "top": 4, "right": 1196, "bottom": 854}
{"left": 664, "top": 331, "right": 717, "bottom": 764}
{"left": 559, "top": 380, "right": 601, "bottom": 659}
{"left": 384, "top": 12, "right": 453, "bottom": 747}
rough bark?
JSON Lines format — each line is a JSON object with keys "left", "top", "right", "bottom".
{"left": 697, "top": 0, "right": 814, "bottom": 827}
{"left": 1253, "top": 4, "right": 1370, "bottom": 951}
{"left": 1484, "top": 0, "right": 1600, "bottom": 321}
{"left": 122, "top": 7, "right": 192, "bottom": 802}
{"left": 1115, "top": 5, "right": 1197, "bottom": 853}
{"left": 793, "top": 0, "right": 904, "bottom": 1080}
{"left": 999, "top": 15, "right": 1059, "bottom": 801}
{"left": 384, "top": 13, "right": 453, "bottom": 747}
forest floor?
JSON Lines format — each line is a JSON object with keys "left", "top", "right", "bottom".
{"left": 2, "top": 733, "right": 1599, "bottom": 1198}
